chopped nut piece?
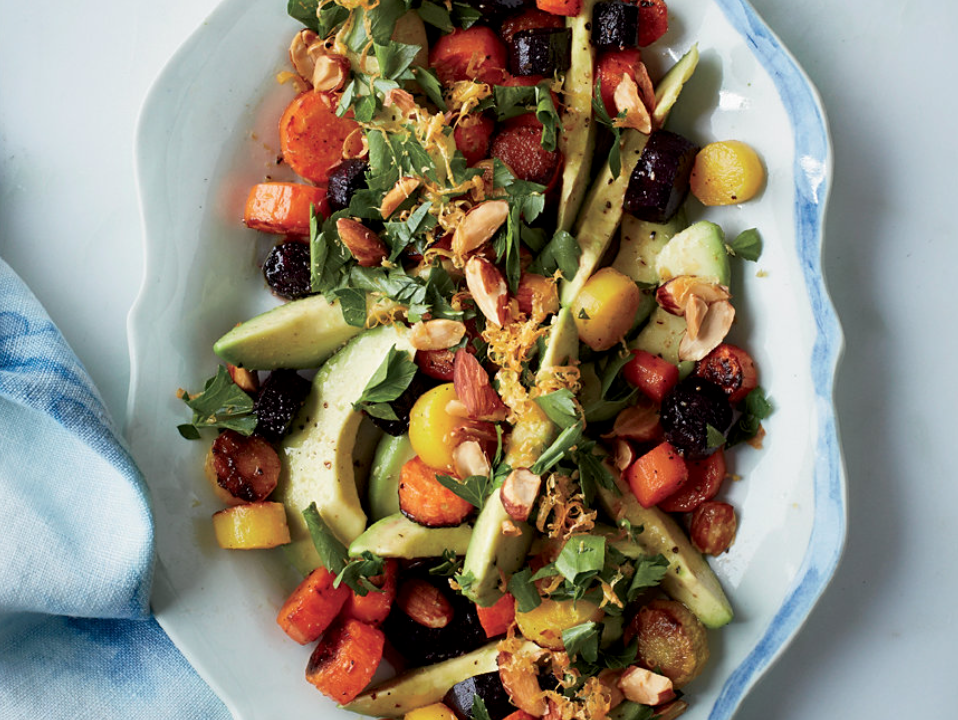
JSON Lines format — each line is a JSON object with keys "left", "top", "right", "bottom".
{"left": 452, "top": 200, "right": 510, "bottom": 257}
{"left": 501, "top": 468, "right": 542, "bottom": 522}
{"left": 288, "top": 30, "right": 319, "bottom": 83}
{"left": 409, "top": 319, "right": 467, "bottom": 351}
{"left": 656, "top": 276, "right": 731, "bottom": 316}
{"left": 384, "top": 88, "right": 418, "bottom": 116}
{"left": 335, "top": 218, "right": 388, "bottom": 267}
{"left": 396, "top": 579, "right": 454, "bottom": 629}
{"left": 453, "top": 439, "right": 491, "bottom": 479}
{"left": 453, "top": 348, "right": 508, "bottom": 420}
{"left": 380, "top": 176, "right": 421, "bottom": 219}
{"left": 684, "top": 294, "right": 709, "bottom": 340}
{"left": 501, "top": 519, "right": 523, "bottom": 537}
{"left": 614, "top": 74, "right": 653, "bottom": 134}
{"left": 679, "top": 299, "right": 735, "bottom": 362}
{"left": 465, "top": 256, "right": 511, "bottom": 327}
{"left": 612, "top": 439, "right": 637, "bottom": 473}
{"left": 226, "top": 364, "right": 259, "bottom": 393}
{"left": 617, "top": 666, "right": 675, "bottom": 707}
{"left": 312, "top": 54, "right": 349, "bottom": 93}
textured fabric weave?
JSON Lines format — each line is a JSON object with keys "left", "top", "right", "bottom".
{"left": 0, "top": 258, "right": 229, "bottom": 719}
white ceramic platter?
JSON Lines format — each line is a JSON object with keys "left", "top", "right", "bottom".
{"left": 128, "top": 1, "right": 844, "bottom": 718}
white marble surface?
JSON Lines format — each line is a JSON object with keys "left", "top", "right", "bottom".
{"left": 1, "top": 0, "right": 955, "bottom": 717}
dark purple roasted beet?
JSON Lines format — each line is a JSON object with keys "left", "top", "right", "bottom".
{"left": 382, "top": 568, "right": 487, "bottom": 667}
{"left": 660, "top": 377, "right": 733, "bottom": 459}
{"left": 443, "top": 672, "right": 516, "bottom": 720}
{"left": 591, "top": 1, "right": 641, "bottom": 50}
{"left": 365, "top": 372, "right": 434, "bottom": 437}
{"left": 253, "top": 369, "right": 311, "bottom": 442}
{"left": 327, "top": 158, "right": 369, "bottom": 213}
{"left": 509, "top": 27, "right": 572, "bottom": 76}
{"left": 623, "top": 130, "right": 699, "bottom": 223}
{"left": 263, "top": 241, "right": 312, "bottom": 300}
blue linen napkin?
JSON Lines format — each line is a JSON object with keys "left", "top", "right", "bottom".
{"left": 0, "top": 257, "right": 229, "bottom": 719}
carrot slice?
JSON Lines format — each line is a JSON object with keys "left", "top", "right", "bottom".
{"left": 694, "top": 343, "right": 758, "bottom": 405}
{"left": 625, "top": 441, "right": 688, "bottom": 509}
{"left": 491, "top": 114, "right": 563, "bottom": 189}
{"left": 276, "top": 567, "right": 350, "bottom": 645}
{"left": 658, "top": 447, "right": 726, "bottom": 513}
{"left": 340, "top": 558, "right": 399, "bottom": 626}
{"left": 429, "top": 27, "right": 509, "bottom": 86}
{"left": 398, "top": 456, "right": 475, "bottom": 527}
{"left": 306, "top": 618, "right": 385, "bottom": 703}
{"left": 279, "top": 91, "right": 360, "bottom": 186}
{"left": 623, "top": 349, "right": 680, "bottom": 405}
{"left": 243, "top": 182, "right": 330, "bottom": 236}
{"left": 476, "top": 592, "right": 516, "bottom": 638}
{"left": 637, "top": 0, "right": 669, "bottom": 47}
{"left": 535, "top": 0, "right": 583, "bottom": 17}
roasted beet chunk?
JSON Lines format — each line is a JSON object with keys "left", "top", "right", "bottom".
{"left": 624, "top": 130, "right": 699, "bottom": 223}
{"left": 327, "top": 159, "right": 369, "bottom": 213}
{"left": 263, "top": 241, "right": 312, "bottom": 300}
{"left": 509, "top": 27, "right": 573, "bottom": 76}
{"left": 444, "top": 672, "right": 516, "bottom": 720}
{"left": 254, "top": 369, "right": 311, "bottom": 442}
{"left": 592, "top": 1, "right": 641, "bottom": 50}
{"left": 382, "top": 566, "right": 487, "bottom": 666}
{"left": 660, "top": 377, "right": 733, "bottom": 459}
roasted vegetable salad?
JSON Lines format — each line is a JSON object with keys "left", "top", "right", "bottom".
{"left": 178, "top": 0, "right": 773, "bottom": 717}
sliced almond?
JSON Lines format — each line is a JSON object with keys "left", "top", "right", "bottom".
{"left": 679, "top": 299, "right": 735, "bottom": 362}
{"left": 452, "top": 200, "right": 510, "bottom": 257}
{"left": 501, "top": 468, "right": 541, "bottom": 523}
{"left": 465, "top": 256, "right": 511, "bottom": 327}
{"left": 384, "top": 88, "right": 418, "bottom": 116}
{"left": 684, "top": 294, "right": 709, "bottom": 340}
{"left": 612, "top": 439, "right": 638, "bottom": 473}
{"left": 445, "top": 398, "right": 472, "bottom": 420}
{"left": 396, "top": 579, "right": 454, "bottom": 629}
{"left": 501, "top": 519, "right": 523, "bottom": 537}
{"left": 335, "top": 218, "right": 388, "bottom": 267}
{"left": 453, "top": 439, "right": 491, "bottom": 479}
{"left": 656, "top": 276, "right": 731, "bottom": 316}
{"left": 614, "top": 74, "right": 652, "bottom": 134}
{"left": 380, "top": 176, "right": 421, "bottom": 219}
{"left": 453, "top": 348, "right": 508, "bottom": 421}
{"left": 618, "top": 666, "right": 675, "bottom": 707}
{"left": 409, "top": 319, "right": 467, "bottom": 351}
{"left": 634, "top": 61, "right": 657, "bottom": 118}
{"left": 312, "top": 54, "right": 349, "bottom": 93}
{"left": 289, "top": 30, "right": 319, "bottom": 83}
{"left": 226, "top": 363, "right": 259, "bottom": 394}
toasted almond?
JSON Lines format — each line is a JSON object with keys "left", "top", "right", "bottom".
{"left": 226, "top": 363, "right": 259, "bottom": 394}
{"left": 380, "top": 176, "right": 421, "bottom": 219}
{"left": 685, "top": 294, "right": 709, "bottom": 340}
{"left": 465, "top": 256, "right": 511, "bottom": 327}
{"left": 409, "top": 319, "right": 467, "bottom": 351}
{"left": 597, "top": 669, "right": 626, "bottom": 710}
{"left": 384, "top": 88, "right": 418, "bottom": 116}
{"left": 612, "top": 439, "right": 638, "bottom": 473}
{"left": 652, "top": 700, "right": 689, "bottom": 720}
{"left": 445, "top": 398, "right": 472, "bottom": 419}
{"left": 312, "top": 54, "right": 349, "bottom": 92}
{"left": 614, "top": 74, "right": 652, "bottom": 134}
{"left": 342, "top": 127, "right": 368, "bottom": 160}
{"left": 453, "top": 439, "right": 491, "bottom": 479}
{"left": 289, "top": 30, "right": 319, "bottom": 83}
{"left": 501, "top": 468, "right": 541, "bottom": 523}
{"left": 679, "top": 299, "right": 735, "bottom": 362}
{"left": 396, "top": 579, "right": 454, "bottom": 629}
{"left": 618, "top": 666, "right": 675, "bottom": 707}
{"left": 453, "top": 347, "right": 509, "bottom": 420}
{"left": 452, "top": 200, "right": 510, "bottom": 257}
{"left": 335, "top": 218, "right": 388, "bottom": 267}
{"left": 501, "top": 519, "right": 523, "bottom": 537}
{"left": 634, "top": 61, "right": 657, "bottom": 118}
{"left": 656, "top": 276, "right": 731, "bottom": 316}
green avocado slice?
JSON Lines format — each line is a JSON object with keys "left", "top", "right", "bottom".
{"left": 367, "top": 433, "right": 416, "bottom": 522}
{"left": 279, "top": 323, "right": 414, "bottom": 574}
{"left": 349, "top": 513, "right": 473, "bottom": 559}
{"left": 213, "top": 293, "right": 364, "bottom": 370}
{"left": 595, "top": 475, "right": 733, "bottom": 628}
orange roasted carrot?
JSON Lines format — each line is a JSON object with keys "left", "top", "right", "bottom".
{"left": 243, "top": 182, "right": 330, "bottom": 236}
{"left": 476, "top": 592, "right": 516, "bottom": 638}
{"left": 625, "top": 441, "right": 689, "bottom": 509}
{"left": 535, "top": 0, "right": 583, "bottom": 17}
{"left": 340, "top": 558, "right": 399, "bottom": 627}
{"left": 276, "top": 566, "right": 350, "bottom": 645}
{"left": 398, "top": 456, "right": 474, "bottom": 527}
{"left": 454, "top": 113, "right": 496, "bottom": 166}
{"left": 694, "top": 343, "right": 758, "bottom": 405}
{"left": 279, "top": 91, "right": 360, "bottom": 186}
{"left": 491, "top": 114, "right": 563, "bottom": 190}
{"left": 622, "top": 348, "right": 680, "bottom": 405}
{"left": 305, "top": 618, "right": 385, "bottom": 703}
{"left": 429, "top": 27, "right": 509, "bottom": 86}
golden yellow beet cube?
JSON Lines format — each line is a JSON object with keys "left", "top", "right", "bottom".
{"left": 212, "top": 502, "right": 291, "bottom": 549}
